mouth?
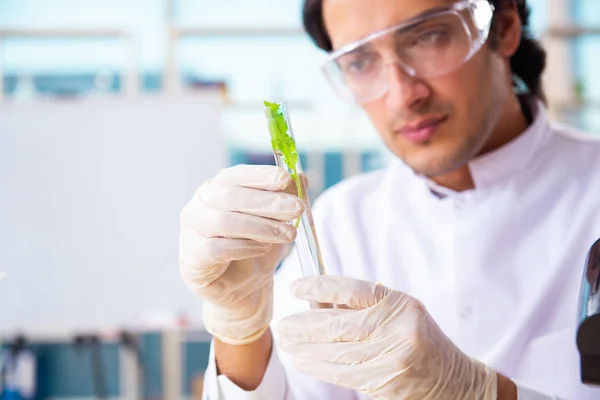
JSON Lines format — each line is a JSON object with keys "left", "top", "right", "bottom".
{"left": 395, "top": 115, "right": 448, "bottom": 143}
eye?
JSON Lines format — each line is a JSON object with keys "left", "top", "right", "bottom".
{"left": 340, "top": 53, "right": 377, "bottom": 75}
{"left": 347, "top": 58, "right": 370, "bottom": 72}
{"left": 413, "top": 28, "right": 451, "bottom": 47}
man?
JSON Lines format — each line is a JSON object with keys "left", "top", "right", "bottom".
{"left": 179, "top": 0, "right": 600, "bottom": 398}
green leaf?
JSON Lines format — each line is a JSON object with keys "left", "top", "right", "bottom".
{"left": 264, "top": 100, "right": 303, "bottom": 227}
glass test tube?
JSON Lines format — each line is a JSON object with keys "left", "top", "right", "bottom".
{"left": 263, "top": 101, "right": 326, "bottom": 278}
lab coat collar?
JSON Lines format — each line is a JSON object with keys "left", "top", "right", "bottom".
{"left": 388, "top": 97, "right": 551, "bottom": 198}
{"left": 466, "top": 97, "right": 551, "bottom": 189}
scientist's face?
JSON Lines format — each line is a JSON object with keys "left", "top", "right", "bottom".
{"left": 322, "top": 0, "right": 520, "bottom": 177}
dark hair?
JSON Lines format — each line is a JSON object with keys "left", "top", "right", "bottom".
{"left": 302, "top": 0, "right": 547, "bottom": 102}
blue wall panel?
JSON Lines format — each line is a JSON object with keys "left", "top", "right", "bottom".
{"left": 139, "top": 332, "right": 163, "bottom": 399}
{"left": 182, "top": 341, "right": 212, "bottom": 395}
{"left": 31, "top": 342, "right": 120, "bottom": 398}
{"left": 324, "top": 152, "right": 343, "bottom": 189}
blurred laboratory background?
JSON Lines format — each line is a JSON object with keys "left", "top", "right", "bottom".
{"left": 0, "top": 0, "right": 598, "bottom": 398}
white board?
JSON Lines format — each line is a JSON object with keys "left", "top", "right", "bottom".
{"left": 0, "top": 92, "right": 226, "bottom": 336}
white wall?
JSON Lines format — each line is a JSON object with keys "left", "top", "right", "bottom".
{"left": 0, "top": 91, "right": 225, "bottom": 335}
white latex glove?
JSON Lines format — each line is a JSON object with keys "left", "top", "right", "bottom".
{"left": 179, "top": 164, "right": 304, "bottom": 345}
{"left": 278, "top": 276, "right": 497, "bottom": 400}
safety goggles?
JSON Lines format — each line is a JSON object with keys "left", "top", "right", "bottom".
{"left": 321, "top": 0, "right": 495, "bottom": 104}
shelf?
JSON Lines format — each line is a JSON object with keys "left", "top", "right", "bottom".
{"left": 222, "top": 99, "right": 314, "bottom": 111}
{"left": 544, "top": 25, "right": 600, "bottom": 38}
{"left": 552, "top": 99, "right": 600, "bottom": 112}
{"left": 0, "top": 28, "right": 130, "bottom": 39}
{"left": 172, "top": 26, "right": 305, "bottom": 38}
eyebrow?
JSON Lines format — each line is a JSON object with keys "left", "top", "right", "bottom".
{"left": 344, "top": 45, "right": 373, "bottom": 57}
{"left": 361, "top": 3, "right": 458, "bottom": 38}
{"left": 326, "top": 2, "right": 459, "bottom": 61}
{"left": 401, "top": 3, "right": 456, "bottom": 24}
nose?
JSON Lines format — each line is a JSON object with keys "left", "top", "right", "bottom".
{"left": 384, "top": 62, "right": 431, "bottom": 111}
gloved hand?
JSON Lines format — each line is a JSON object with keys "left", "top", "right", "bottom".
{"left": 179, "top": 165, "right": 304, "bottom": 345}
{"left": 278, "top": 276, "right": 497, "bottom": 400}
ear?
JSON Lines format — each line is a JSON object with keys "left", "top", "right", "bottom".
{"left": 494, "top": 2, "right": 522, "bottom": 58}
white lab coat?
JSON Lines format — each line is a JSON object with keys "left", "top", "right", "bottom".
{"left": 203, "top": 99, "right": 600, "bottom": 399}
{"left": 0, "top": 349, "right": 36, "bottom": 399}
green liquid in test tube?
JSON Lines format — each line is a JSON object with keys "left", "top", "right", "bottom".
{"left": 263, "top": 100, "right": 326, "bottom": 278}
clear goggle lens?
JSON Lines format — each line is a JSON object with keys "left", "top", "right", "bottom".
{"left": 322, "top": 0, "right": 495, "bottom": 104}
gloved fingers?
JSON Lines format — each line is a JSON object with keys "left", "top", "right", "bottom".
{"left": 291, "top": 357, "right": 373, "bottom": 392}
{"left": 180, "top": 219, "right": 271, "bottom": 265}
{"left": 183, "top": 234, "right": 273, "bottom": 267}
{"left": 198, "top": 262, "right": 275, "bottom": 307}
{"left": 279, "top": 339, "right": 388, "bottom": 365}
{"left": 279, "top": 291, "right": 414, "bottom": 345}
{"left": 278, "top": 308, "right": 355, "bottom": 344}
{"left": 292, "top": 353, "right": 416, "bottom": 399}
{"left": 188, "top": 201, "right": 297, "bottom": 244}
{"left": 290, "top": 275, "right": 393, "bottom": 310}
{"left": 283, "top": 172, "right": 309, "bottom": 197}
{"left": 212, "top": 264, "right": 276, "bottom": 305}
{"left": 197, "top": 248, "right": 279, "bottom": 305}
{"left": 199, "top": 183, "right": 304, "bottom": 221}
{"left": 211, "top": 165, "right": 290, "bottom": 191}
